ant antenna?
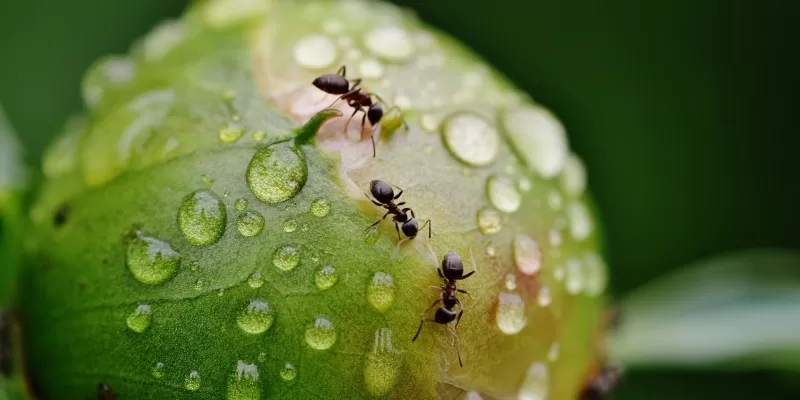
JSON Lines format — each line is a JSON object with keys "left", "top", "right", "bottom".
{"left": 390, "top": 238, "right": 410, "bottom": 263}
{"left": 468, "top": 243, "right": 478, "bottom": 275}
{"left": 448, "top": 325, "right": 464, "bottom": 367}
{"left": 424, "top": 242, "right": 439, "bottom": 269}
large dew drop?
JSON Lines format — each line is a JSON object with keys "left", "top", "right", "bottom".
{"left": 363, "top": 328, "right": 402, "bottom": 396}
{"left": 236, "top": 210, "right": 265, "bottom": 237}
{"left": 305, "top": 316, "right": 337, "bottom": 350}
{"left": 486, "top": 175, "right": 522, "bottom": 213}
{"left": 246, "top": 143, "right": 307, "bottom": 204}
{"left": 293, "top": 34, "right": 337, "bottom": 70}
{"left": 227, "top": 360, "right": 261, "bottom": 400}
{"left": 279, "top": 363, "right": 297, "bottom": 381}
{"left": 272, "top": 245, "right": 300, "bottom": 271}
{"left": 236, "top": 299, "right": 275, "bottom": 334}
{"left": 501, "top": 105, "right": 568, "bottom": 179}
{"left": 367, "top": 272, "right": 396, "bottom": 313}
{"left": 441, "top": 113, "right": 500, "bottom": 167}
{"left": 364, "top": 23, "right": 414, "bottom": 62}
{"left": 177, "top": 189, "right": 227, "bottom": 247}
{"left": 185, "top": 370, "right": 201, "bottom": 391}
{"left": 518, "top": 362, "right": 549, "bottom": 400}
{"left": 247, "top": 271, "right": 264, "bottom": 289}
{"left": 314, "top": 265, "right": 338, "bottom": 290}
{"left": 495, "top": 292, "right": 527, "bottom": 335}
{"left": 125, "top": 230, "right": 181, "bottom": 285}
{"left": 126, "top": 304, "right": 152, "bottom": 333}
{"left": 513, "top": 235, "right": 542, "bottom": 276}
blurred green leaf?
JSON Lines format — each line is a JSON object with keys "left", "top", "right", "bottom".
{"left": 611, "top": 249, "right": 800, "bottom": 371}
{"left": 0, "top": 105, "right": 27, "bottom": 307}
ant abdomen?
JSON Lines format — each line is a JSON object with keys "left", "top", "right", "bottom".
{"left": 312, "top": 74, "right": 350, "bottom": 95}
{"left": 369, "top": 180, "right": 395, "bottom": 203}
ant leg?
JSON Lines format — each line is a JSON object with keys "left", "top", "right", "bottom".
{"left": 337, "top": 65, "right": 346, "bottom": 76}
{"left": 423, "top": 298, "right": 442, "bottom": 314}
{"left": 457, "top": 289, "right": 471, "bottom": 296}
{"left": 447, "top": 325, "right": 464, "bottom": 367}
{"left": 457, "top": 244, "right": 477, "bottom": 280}
{"left": 370, "top": 125, "right": 376, "bottom": 157}
{"left": 418, "top": 219, "right": 432, "bottom": 239}
{"left": 431, "top": 285, "right": 445, "bottom": 291}
{"left": 455, "top": 309, "right": 464, "bottom": 331}
{"left": 365, "top": 210, "right": 392, "bottom": 232}
{"left": 350, "top": 78, "right": 362, "bottom": 89}
{"left": 412, "top": 319, "right": 437, "bottom": 342}
{"left": 360, "top": 189, "right": 383, "bottom": 207}
{"left": 394, "top": 221, "right": 402, "bottom": 241}
{"left": 392, "top": 186, "right": 404, "bottom": 199}
{"left": 395, "top": 202, "right": 406, "bottom": 207}
{"left": 343, "top": 107, "right": 361, "bottom": 133}
{"left": 325, "top": 87, "right": 361, "bottom": 109}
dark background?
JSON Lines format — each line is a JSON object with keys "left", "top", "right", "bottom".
{"left": 1, "top": 0, "right": 798, "bottom": 398}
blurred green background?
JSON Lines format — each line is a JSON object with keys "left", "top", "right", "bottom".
{"left": 1, "top": 0, "right": 798, "bottom": 398}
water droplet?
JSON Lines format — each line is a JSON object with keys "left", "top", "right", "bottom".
{"left": 547, "top": 190, "right": 563, "bottom": 211}
{"left": 442, "top": 113, "right": 499, "bottom": 167}
{"left": 518, "top": 362, "right": 549, "bottom": 400}
{"left": 279, "top": 363, "right": 297, "bottom": 381}
{"left": 201, "top": 174, "right": 214, "bottom": 185}
{"left": 125, "top": 230, "right": 181, "bottom": 285}
{"left": 367, "top": 272, "right": 396, "bottom": 313}
{"left": 141, "top": 19, "right": 186, "bottom": 62}
{"left": 126, "top": 304, "right": 152, "bottom": 333}
{"left": 501, "top": 106, "right": 568, "bottom": 178}
{"left": 314, "top": 265, "right": 338, "bottom": 290}
{"left": 246, "top": 144, "right": 307, "bottom": 204}
{"left": 82, "top": 56, "right": 137, "bottom": 109}
{"left": 364, "top": 23, "right": 414, "bottom": 62}
{"left": 583, "top": 252, "right": 608, "bottom": 296}
{"left": 495, "top": 292, "right": 527, "bottom": 335}
{"left": 518, "top": 177, "right": 532, "bottom": 192}
{"left": 553, "top": 265, "right": 565, "bottom": 281}
{"left": 272, "top": 245, "right": 300, "bottom": 271}
{"left": 300, "top": 223, "right": 310, "bottom": 232}
{"left": 234, "top": 198, "right": 248, "bottom": 211}
{"left": 257, "top": 352, "right": 267, "bottom": 363}
{"left": 237, "top": 210, "right": 265, "bottom": 237}
{"left": 305, "top": 316, "right": 337, "bottom": 350}
{"left": 548, "top": 229, "right": 563, "bottom": 247}
{"left": 185, "top": 370, "right": 201, "bottom": 391}
{"left": 293, "top": 34, "right": 337, "bottom": 70}
{"left": 282, "top": 219, "right": 298, "bottom": 233}
{"left": 363, "top": 328, "right": 402, "bottom": 396}
{"left": 561, "top": 154, "right": 587, "bottom": 197}
{"left": 537, "top": 286, "right": 552, "bottom": 307}
{"left": 252, "top": 130, "right": 266, "bottom": 141}
{"left": 203, "top": 0, "right": 270, "bottom": 29}
{"left": 358, "top": 58, "right": 384, "bottom": 79}
{"left": 194, "top": 279, "right": 206, "bottom": 291}
{"left": 565, "top": 258, "right": 585, "bottom": 295}
{"left": 476, "top": 208, "right": 503, "bottom": 235}
{"left": 504, "top": 274, "right": 517, "bottom": 291}
{"left": 236, "top": 299, "right": 275, "bottom": 334}
{"left": 247, "top": 271, "right": 264, "bottom": 288}
{"left": 178, "top": 190, "right": 227, "bottom": 247}
{"left": 310, "top": 197, "right": 331, "bottom": 217}
{"left": 152, "top": 362, "right": 165, "bottom": 378}
{"left": 219, "top": 122, "right": 244, "bottom": 143}
{"left": 420, "top": 114, "right": 439, "bottom": 132}
{"left": 514, "top": 235, "right": 542, "bottom": 276}
{"left": 547, "top": 342, "right": 560, "bottom": 362}
{"left": 487, "top": 175, "right": 522, "bottom": 213}
{"left": 323, "top": 19, "right": 343, "bottom": 35}
{"left": 227, "top": 360, "right": 261, "bottom": 400}
{"left": 486, "top": 245, "right": 496, "bottom": 257}
{"left": 567, "top": 201, "right": 593, "bottom": 241}
{"left": 189, "top": 261, "right": 200, "bottom": 272}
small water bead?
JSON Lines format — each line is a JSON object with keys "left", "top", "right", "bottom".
{"left": 518, "top": 362, "right": 549, "bottom": 400}
{"left": 314, "top": 265, "right": 338, "bottom": 290}
{"left": 561, "top": 154, "right": 587, "bottom": 197}
{"left": 476, "top": 208, "right": 503, "bottom": 235}
{"left": 219, "top": 122, "right": 244, "bottom": 143}
{"left": 496, "top": 292, "right": 527, "bottom": 335}
{"left": 548, "top": 229, "right": 563, "bottom": 247}
{"left": 185, "top": 370, "right": 201, "bottom": 391}
{"left": 547, "top": 342, "right": 560, "bottom": 362}
{"left": 152, "top": 362, "right": 165, "bottom": 378}
{"left": 363, "top": 328, "right": 402, "bottom": 396}
{"left": 252, "top": 130, "right": 266, "bottom": 141}
{"left": 514, "top": 235, "right": 542, "bottom": 276}
{"left": 283, "top": 219, "right": 298, "bottom": 233}
{"left": 537, "top": 286, "right": 552, "bottom": 307}
{"left": 442, "top": 113, "right": 499, "bottom": 167}
{"left": 236, "top": 299, "right": 275, "bottom": 334}
{"left": 125, "top": 230, "right": 181, "bottom": 285}
{"left": 583, "top": 252, "right": 608, "bottom": 296}
{"left": 565, "top": 258, "right": 585, "bottom": 295}
{"left": 420, "top": 114, "right": 439, "bottom": 132}
{"left": 272, "top": 245, "right": 300, "bottom": 271}
{"left": 367, "top": 272, "right": 396, "bottom": 313}
{"left": 301, "top": 224, "right": 310, "bottom": 232}
{"left": 178, "top": 190, "right": 227, "bottom": 247}
{"left": 547, "top": 190, "right": 563, "bottom": 211}
{"left": 227, "top": 360, "right": 261, "bottom": 400}
{"left": 305, "top": 316, "right": 337, "bottom": 350}
{"left": 247, "top": 271, "right": 264, "bottom": 288}
{"left": 189, "top": 261, "right": 199, "bottom": 272}
{"left": 293, "top": 34, "right": 337, "bottom": 70}
{"left": 553, "top": 265, "right": 565, "bottom": 282}
{"left": 237, "top": 210, "right": 265, "bottom": 237}
{"left": 310, "top": 197, "right": 331, "bottom": 217}
{"left": 246, "top": 143, "right": 307, "bottom": 204}
{"left": 501, "top": 105, "right": 568, "bottom": 179}
{"left": 567, "top": 201, "right": 594, "bottom": 241}
{"left": 126, "top": 304, "right": 152, "bottom": 333}
{"left": 487, "top": 175, "right": 522, "bottom": 213}
{"left": 518, "top": 177, "right": 532, "bottom": 192}
{"left": 234, "top": 198, "right": 248, "bottom": 211}
{"left": 279, "top": 363, "right": 297, "bottom": 381}
{"left": 322, "top": 19, "right": 343, "bottom": 35}
{"left": 201, "top": 174, "right": 214, "bottom": 185}
{"left": 257, "top": 352, "right": 267, "bottom": 363}
{"left": 364, "top": 23, "right": 414, "bottom": 62}
{"left": 504, "top": 274, "right": 517, "bottom": 291}
{"left": 486, "top": 245, "right": 496, "bottom": 257}
{"left": 194, "top": 279, "right": 206, "bottom": 291}
{"left": 358, "top": 58, "right": 384, "bottom": 79}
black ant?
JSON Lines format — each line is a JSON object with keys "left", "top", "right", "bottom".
{"left": 312, "top": 65, "right": 407, "bottom": 157}
{"left": 412, "top": 249, "right": 476, "bottom": 367}
{"left": 363, "top": 180, "right": 431, "bottom": 251}
{"left": 579, "top": 365, "right": 623, "bottom": 400}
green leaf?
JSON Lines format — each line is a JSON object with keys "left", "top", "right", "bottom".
{"left": 0, "top": 105, "right": 27, "bottom": 307}
{"left": 611, "top": 248, "right": 800, "bottom": 371}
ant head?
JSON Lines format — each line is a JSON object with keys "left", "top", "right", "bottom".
{"left": 441, "top": 251, "right": 464, "bottom": 279}
{"left": 367, "top": 103, "right": 384, "bottom": 126}
{"left": 369, "top": 180, "right": 394, "bottom": 203}
{"left": 434, "top": 307, "right": 458, "bottom": 324}
{"left": 401, "top": 219, "right": 418, "bottom": 238}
